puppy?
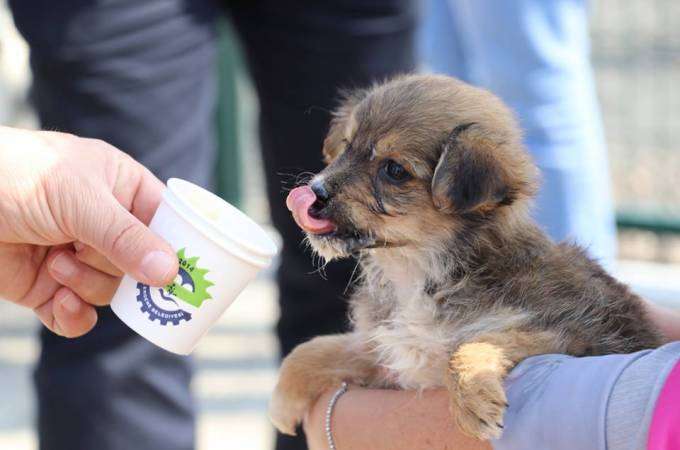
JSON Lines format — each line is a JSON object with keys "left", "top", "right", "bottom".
{"left": 270, "top": 74, "right": 662, "bottom": 440}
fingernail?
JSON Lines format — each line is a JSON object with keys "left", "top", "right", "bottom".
{"left": 140, "top": 251, "right": 177, "bottom": 285}
{"left": 73, "top": 241, "right": 85, "bottom": 253}
{"left": 51, "top": 253, "right": 77, "bottom": 279}
{"left": 60, "top": 292, "right": 81, "bottom": 314}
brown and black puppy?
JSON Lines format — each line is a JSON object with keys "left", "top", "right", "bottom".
{"left": 270, "top": 74, "right": 662, "bottom": 440}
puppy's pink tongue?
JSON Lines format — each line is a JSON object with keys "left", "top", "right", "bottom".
{"left": 286, "top": 186, "right": 336, "bottom": 234}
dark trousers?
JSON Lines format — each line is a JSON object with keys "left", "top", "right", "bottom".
{"left": 8, "top": 1, "right": 417, "bottom": 449}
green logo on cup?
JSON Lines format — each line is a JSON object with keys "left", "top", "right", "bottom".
{"left": 163, "top": 248, "right": 214, "bottom": 308}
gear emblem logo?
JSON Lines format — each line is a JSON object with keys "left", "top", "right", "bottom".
{"left": 136, "top": 248, "right": 214, "bottom": 325}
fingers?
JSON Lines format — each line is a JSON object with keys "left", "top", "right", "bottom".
{"left": 48, "top": 250, "right": 121, "bottom": 306}
{"left": 81, "top": 194, "right": 178, "bottom": 287}
{"left": 20, "top": 247, "right": 102, "bottom": 338}
{"left": 50, "top": 144, "right": 177, "bottom": 287}
{"left": 128, "top": 165, "right": 166, "bottom": 226}
{"left": 105, "top": 151, "right": 165, "bottom": 225}
{"left": 73, "top": 242, "right": 123, "bottom": 277}
{"left": 14, "top": 246, "right": 97, "bottom": 338}
{"left": 14, "top": 245, "right": 66, "bottom": 309}
{"left": 0, "top": 243, "right": 50, "bottom": 302}
{"left": 33, "top": 287, "right": 97, "bottom": 338}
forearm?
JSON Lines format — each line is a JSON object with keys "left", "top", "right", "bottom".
{"left": 305, "top": 387, "right": 490, "bottom": 450}
{"left": 304, "top": 342, "right": 680, "bottom": 450}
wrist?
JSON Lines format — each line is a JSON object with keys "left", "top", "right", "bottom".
{"left": 305, "top": 384, "right": 360, "bottom": 450}
{"left": 325, "top": 382, "right": 349, "bottom": 450}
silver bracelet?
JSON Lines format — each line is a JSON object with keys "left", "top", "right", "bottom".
{"left": 325, "top": 382, "right": 349, "bottom": 450}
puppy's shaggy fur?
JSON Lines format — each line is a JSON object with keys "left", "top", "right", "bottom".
{"left": 269, "top": 74, "right": 662, "bottom": 440}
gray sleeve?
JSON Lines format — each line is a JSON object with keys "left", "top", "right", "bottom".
{"left": 492, "top": 342, "right": 680, "bottom": 450}
{"left": 606, "top": 343, "right": 680, "bottom": 450}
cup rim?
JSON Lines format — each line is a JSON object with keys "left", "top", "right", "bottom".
{"left": 162, "top": 178, "right": 278, "bottom": 268}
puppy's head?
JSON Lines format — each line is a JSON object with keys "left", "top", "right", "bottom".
{"left": 288, "top": 75, "right": 538, "bottom": 261}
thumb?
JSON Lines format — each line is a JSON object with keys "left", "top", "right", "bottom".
{"left": 84, "top": 195, "right": 178, "bottom": 287}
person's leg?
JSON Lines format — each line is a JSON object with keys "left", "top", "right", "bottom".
{"left": 229, "top": 2, "right": 418, "bottom": 448}
{"left": 8, "top": 1, "right": 220, "bottom": 448}
{"left": 425, "top": 0, "right": 617, "bottom": 266}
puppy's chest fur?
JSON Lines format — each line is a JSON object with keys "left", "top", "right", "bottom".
{"left": 355, "top": 281, "right": 456, "bottom": 389}
{"left": 351, "top": 264, "right": 528, "bottom": 390}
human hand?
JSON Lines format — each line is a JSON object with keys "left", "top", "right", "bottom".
{"left": 0, "top": 126, "right": 178, "bottom": 337}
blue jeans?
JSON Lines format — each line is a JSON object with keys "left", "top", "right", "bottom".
{"left": 420, "top": 0, "right": 617, "bottom": 266}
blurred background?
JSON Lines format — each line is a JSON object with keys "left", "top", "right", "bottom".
{"left": 1, "top": 0, "right": 679, "bottom": 449}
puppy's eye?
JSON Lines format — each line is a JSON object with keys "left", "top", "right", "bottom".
{"left": 382, "top": 160, "right": 411, "bottom": 183}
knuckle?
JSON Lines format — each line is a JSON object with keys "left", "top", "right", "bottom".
{"left": 67, "top": 270, "right": 95, "bottom": 298}
{"left": 76, "top": 247, "right": 124, "bottom": 276}
{"left": 105, "top": 217, "right": 143, "bottom": 256}
{"left": 82, "top": 287, "right": 113, "bottom": 306}
{"left": 81, "top": 275, "right": 117, "bottom": 305}
{"left": 82, "top": 137, "right": 110, "bottom": 151}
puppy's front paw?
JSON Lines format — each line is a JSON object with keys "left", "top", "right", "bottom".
{"left": 268, "top": 383, "right": 310, "bottom": 436}
{"left": 268, "top": 333, "right": 374, "bottom": 435}
{"left": 449, "top": 372, "right": 507, "bottom": 440}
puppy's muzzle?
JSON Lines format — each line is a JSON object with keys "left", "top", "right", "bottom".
{"left": 286, "top": 182, "right": 336, "bottom": 235}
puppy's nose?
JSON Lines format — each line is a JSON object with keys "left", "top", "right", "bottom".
{"left": 310, "top": 180, "right": 330, "bottom": 202}
{"left": 309, "top": 180, "right": 331, "bottom": 220}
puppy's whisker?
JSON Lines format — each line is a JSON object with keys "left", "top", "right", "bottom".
{"left": 305, "top": 105, "right": 332, "bottom": 115}
{"left": 293, "top": 172, "right": 316, "bottom": 186}
{"left": 343, "top": 259, "right": 362, "bottom": 295}
{"left": 278, "top": 171, "right": 317, "bottom": 193}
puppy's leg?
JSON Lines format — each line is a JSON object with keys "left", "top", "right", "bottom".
{"left": 446, "top": 330, "right": 559, "bottom": 440}
{"left": 269, "top": 333, "right": 377, "bottom": 435}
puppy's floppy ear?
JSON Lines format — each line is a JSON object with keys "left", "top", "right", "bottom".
{"left": 322, "top": 88, "right": 368, "bottom": 164}
{"left": 431, "top": 123, "right": 513, "bottom": 214}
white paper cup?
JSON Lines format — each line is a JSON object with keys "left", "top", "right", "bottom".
{"left": 111, "top": 178, "right": 278, "bottom": 355}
